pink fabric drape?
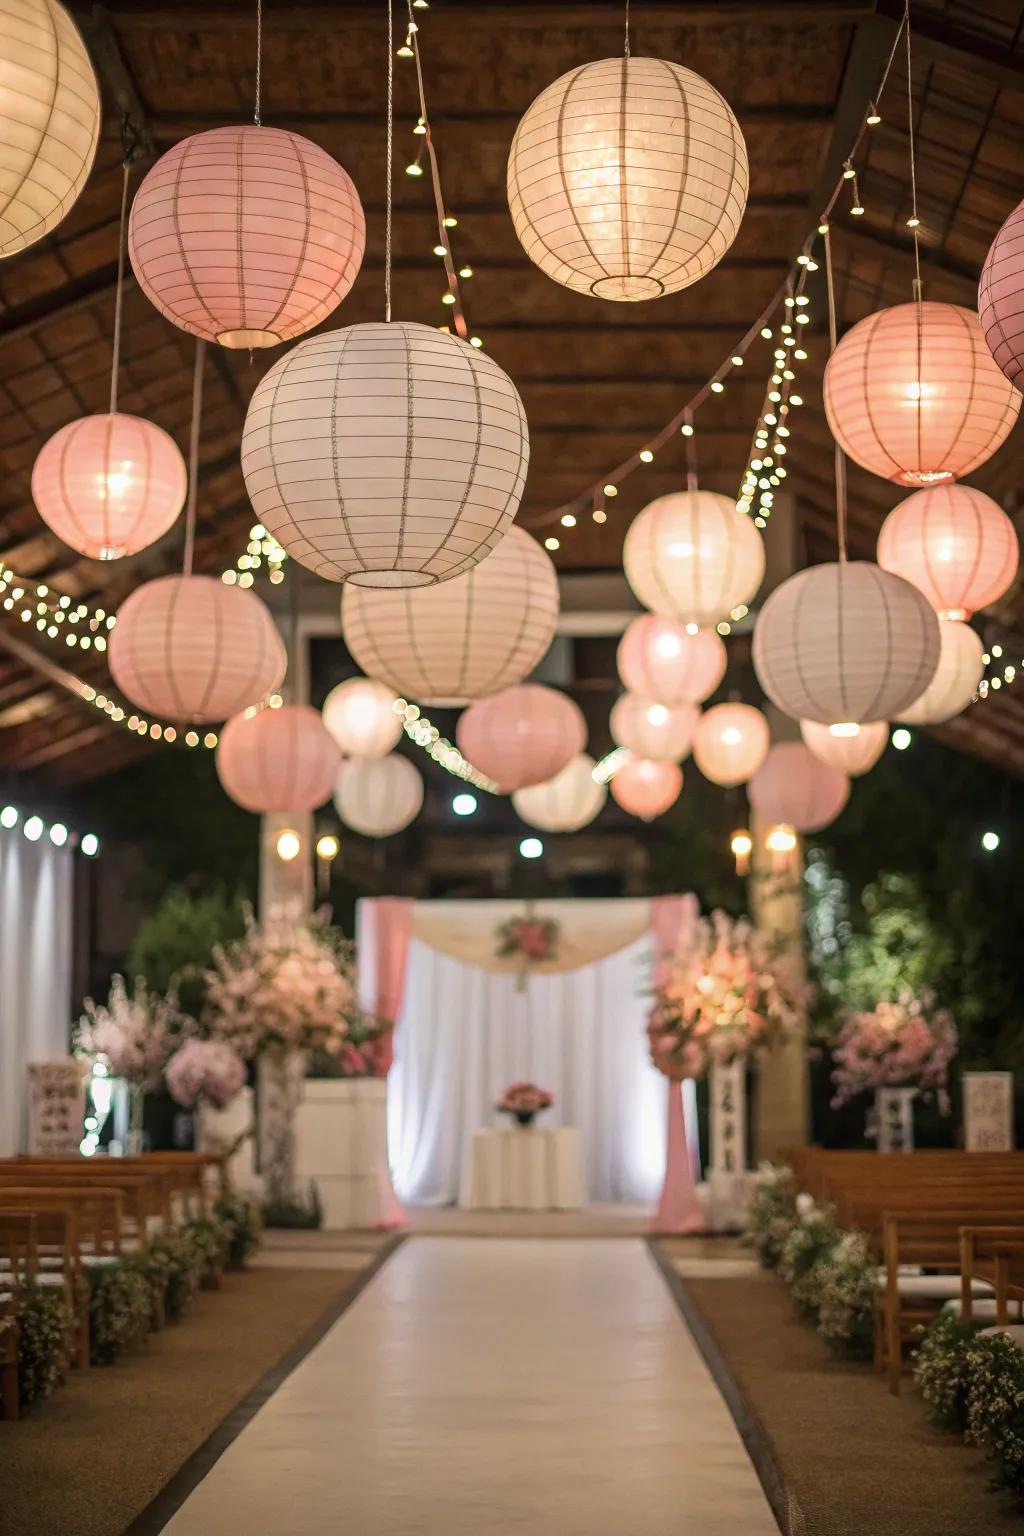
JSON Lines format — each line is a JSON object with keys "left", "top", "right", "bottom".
{"left": 649, "top": 894, "right": 705, "bottom": 1234}
{"left": 365, "top": 897, "right": 413, "bottom": 1229}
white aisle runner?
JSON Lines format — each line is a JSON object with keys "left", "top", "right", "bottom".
{"left": 161, "top": 1238, "right": 779, "bottom": 1536}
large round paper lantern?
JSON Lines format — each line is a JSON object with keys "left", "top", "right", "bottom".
{"left": 322, "top": 678, "right": 402, "bottom": 759}
{"left": 899, "top": 620, "right": 984, "bottom": 725}
{"left": 217, "top": 705, "right": 342, "bottom": 813}
{"left": 32, "top": 413, "right": 187, "bottom": 560}
{"left": 456, "top": 683, "right": 585, "bottom": 792}
{"left": 753, "top": 562, "right": 940, "bottom": 726}
{"left": 0, "top": 0, "right": 100, "bottom": 257}
{"left": 507, "top": 57, "right": 747, "bottom": 302}
{"left": 108, "top": 575, "right": 286, "bottom": 722}
{"left": 979, "top": 197, "right": 1024, "bottom": 392}
{"left": 623, "top": 491, "right": 764, "bottom": 625}
{"left": 334, "top": 754, "right": 423, "bottom": 838}
{"left": 617, "top": 615, "right": 726, "bottom": 705}
{"left": 341, "top": 526, "right": 557, "bottom": 705}
{"left": 512, "top": 754, "right": 606, "bottom": 833}
{"left": 800, "top": 719, "right": 888, "bottom": 778}
{"left": 877, "top": 484, "right": 1018, "bottom": 620}
{"left": 823, "top": 301, "right": 1020, "bottom": 485}
{"left": 610, "top": 693, "right": 698, "bottom": 762}
{"left": 242, "top": 322, "right": 529, "bottom": 586}
{"left": 749, "top": 743, "right": 849, "bottom": 833}
{"left": 692, "top": 702, "right": 769, "bottom": 787}
{"left": 128, "top": 126, "right": 364, "bottom": 348}
{"left": 610, "top": 758, "right": 683, "bottom": 820}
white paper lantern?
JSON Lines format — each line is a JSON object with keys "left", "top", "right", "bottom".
{"left": 341, "top": 526, "right": 558, "bottom": 706}
{"left": 217, "top": 705, "right": 342, "bottom": 813}
{"left": 512, "top": 753, "right": 606, "bottom": 833}
{"left": 108, "top": 575, "right": 286, "bottom": 723}
{"left": 241, "top": 322, "right": 529, "bottom": 586}
{"left": 322, "top": 677, "right": 402, "bottom": 759}
{"left": 507, "top": 56, "right": 747, "bottom": 301}
{"left": 800, "top": 719, "right": 888, "bottom": 777}
{"left": 334, "top": 754, "right": 424, "bottom": 838}
{"left": 692, "top": 702, "right": 769, "bottom": 786}
{"left": 753, "top": 561, "right": 940, "bottom": 726}
{"left": 0, "top": 0, "right": 100, "bottom": 257}
{"left": 899, "top": 620, "right": 984, "bottom": 725}
{"left": 623, "top": 491, "right": 765, "bottom": 625}
{"left": 749, "top": 743, "right": 850, "bottom": 834}
{"left": 610, "top": 693, "right": 698, "bottom": 762}
{"left": 456, "top": 683, "right": 586, "bottom": 792}
{"left": 617, "top": 615, "right": 726, "bottom": 705}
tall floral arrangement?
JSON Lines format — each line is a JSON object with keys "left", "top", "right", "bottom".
{"left": 647, "top": 910, "right": 799, "bottom": 1081}
{"left": 75, "top": 974, "right": 184, "bottom": 1088}
{"left": 830, "top": 987, "right": 958, "bottom": 1111}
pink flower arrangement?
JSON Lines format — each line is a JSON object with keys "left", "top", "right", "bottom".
{"left": 830, "top": 989, "right": 958, "bottom": 1111}
{"left": 165, "top": 1038, "right": 247, "bottom": 1110}
{"left": 76, "top": 975, "right": 184, "bottom": 1088}
{"left": 495, "top": 1082, "right": 554, "bottom": 1118}
{"left": 496, "top": 915, "right": 559, "bottom": 964}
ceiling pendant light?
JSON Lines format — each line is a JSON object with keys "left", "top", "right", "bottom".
{"left": 334, "top": 754, "right": 424, "bottom": 838}
{"left": 609, "top": 693, "right": 699, "bottom": 762}
{"left": 800, "top": 719, "right": 888, "bottom": 777}
{"left": 877, "top": 483, "right": 1018, "bottom": 620}
{"left": 512, "top": 754, "right": 607, "bottom": 833}
{"left": 616, "top": 615, "right": 726, "bottom": 706}
{"left": 609, "top": 757, "right": 683, "bottom": 820}
{"left": 748, "top": 742, "right": 850, "bottom": 833}
{"left": 898, "top": 619, "right": 984, "bottom": 725}
{"left": 322, "top": 678, "right": 403, "bottom": 760}
{"left": 979, "top": 195, "right": 1024, "bottom": 392}
{"left": 456, "top": 683, "right": 586, "bottom": 792}
{"left": 217, "top": 705, "right": 343, "bottom": 813}
{"left": 623, "top": 490, "right": 765, "bottom": 626}
{"left": 691, "top": 702, "right": 770, "bottom": 786}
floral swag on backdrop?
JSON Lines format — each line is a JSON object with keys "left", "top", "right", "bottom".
{"left": 494, "top": 910, "right": 561, "bottom": 991}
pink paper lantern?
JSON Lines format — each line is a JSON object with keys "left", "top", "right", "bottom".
{"left": 692, "top": 702, "right": 769, "bottom": 786}
{"left": 456, "top": 683, "right": 586, "bottom": 792}
{"left": 32, "top": 413, "right": 187, "bottom": 560}
{"left": 610, "top": 758, "right": 683, "bottom": 820}
{"left": 610, "top": 693, "right": 699, "bottom": 762}
{"left": 129, "top": 125, "right": 365, "bottom": 348}
{"left": 217, "top": 704, "right": 342, "bottom": 813}
{"left": 800, "top": 719, "right": 888, "bottom": 778}
{"left": 823, "top": 301, "right": 1020, "bottom": 485}
{"left": 748, "top": 742, "right": 849, "bottom": 834}
{"left": 109, "top": 575, "right": 286, "bottom": 723}
{"left": 616, "top": 615, "right": 726, "bottom": 705}
{"left": 877, "top": 484, "right": 1018, "bottom": 620}
{"left": 979, "top": 197, "right": 1024, "bottom": 392}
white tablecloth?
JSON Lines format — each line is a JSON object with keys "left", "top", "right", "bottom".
{"left": 463, "top": 1127, "right": 585, "bottom": 1210}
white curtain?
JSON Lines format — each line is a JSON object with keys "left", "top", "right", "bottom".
{"left": 0, "top": 826, "right": 73, "bottom": 1155}
{"left": 387, "top": 933, "right": 668, "bottom": 1206}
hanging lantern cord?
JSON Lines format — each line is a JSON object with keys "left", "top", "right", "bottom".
{"left": 108, "top": 118, "right": 137, "bottom": 418}
{"left": 385, "top": 0, "right": 395, "bottom": 322}
{"left": 624, "top": 0, "right": 631, "bottom": 59}
{"left": 254, "top": 0, "right": 263, "bottom": 127}
{"left": 182, "top": 340, "right": 206, "bottom": 578}
{"left": 822, "top": 227, "right": 848, "bottom": 564}
{"left": 683, "top": 408, "right": 698, "bottom": 493}
{"left": 903, "top": 1, "right": 922, "bottom": 299}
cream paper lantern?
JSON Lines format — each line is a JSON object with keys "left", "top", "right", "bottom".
{"left": 623, "top": 491, "right": 765, "bottom": 625}
{"left": 341, "top": 526, "right": 557, "bottom": 706}
{"left": 216, "top": 705, "right": 342, "bottom": 813}
{"left": 334, "top": 753, "right": 424, "bottom": 838}
{"left": 507, "top": 56, "right": 747, "bottom": 301}
{"left": 800, "top": 719, "right": 888, "bottom": 778}
{"left": 610, "top": 757, "right": 683, "bottom": 820}
{"left": 610, "top": 693, "right": 698, "bottom": 762}
{"left": 877, "top": 484, "right": 1019, "bottom": 620}
{"left": 749, "top": 743, "right": 850, "bottom": 834}
{"left": 692, "top": 702, "right": 769, "bottom": 787}
{"left": 241, "top": 322, "right": 529, "bottom": 586}
{"left": 108, "top": 575, "right": 286, "bottom": 723}
{"left": 322, "top": 677, "right": 402, "bottom": 760}
{"left": 898, "top": 619, "right": 984, "bottom": 725}
{"left": 0, "top": 0, "right": 100, "bottom": 257}
{"left": 456, "top": 683, "right": 586, "bottom": 792}
{"left": 752, "top": 561, "right": 940, "bottom": 727}
{"left": 512, "top": 753, "right": 606, "bottom": 833}
{"left": 617, "top": 615, "right": 726, "bottom": 706}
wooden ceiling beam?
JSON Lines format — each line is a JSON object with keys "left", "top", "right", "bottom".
{"left": 104, "top": 2, "right": 873, "bottom": 30}
{"left": 875, "top": 0, "right": 1024, "bottom": 93}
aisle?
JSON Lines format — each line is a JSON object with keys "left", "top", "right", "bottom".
{"left": 160, "top": 1238, "right": 779, "bottom": 1535}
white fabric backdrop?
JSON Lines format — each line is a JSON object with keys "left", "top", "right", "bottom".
{"left": 0, "top": 826, "right": 73, "bottom": 1155}
{"left": 386, "top": 933, "right": 669, "bottom": 1206}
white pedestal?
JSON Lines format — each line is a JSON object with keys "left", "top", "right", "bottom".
{"left": 198, "top": 1087, "right": 260, "bottom": 1195}
{"left": 463, "top": 1128, "right": 585, "bottom": 1211}
{"left": 294, "top": 1078, "right": 394, "bottom": 1229}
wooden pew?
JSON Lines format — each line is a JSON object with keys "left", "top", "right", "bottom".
{"left": 960, "top": 1225, "right": 1024, "bottom": 1325}
{"left": 0, "top": 1201, "right": 84, "bottom": 1366}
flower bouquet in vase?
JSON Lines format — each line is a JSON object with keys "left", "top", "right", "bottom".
{"left": 495, "top": 1082, "right": 554, "bottom": 1129}
{"left": 830, "top": 988, "right": 958, "bottom": 1151}
{"left": 76, "top": 975, "right": 185, "bottom": 1153}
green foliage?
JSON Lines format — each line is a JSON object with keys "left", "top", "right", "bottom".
{"left": 815, "top": 1230, "right": 876, "bottom": 1360}
{"left": 743, "top": 1163, "right": 797, "bottom": 1270}
{"left": 128, "top": 885, "right": 246, "bottom": 1017}
{"left": 186, "top": 1215, "right": 227, "bottom": 1277}
{"left": 965, "top": 1331, "right": 1024, "bottom": 1494}
{"left": 138, "top": 1232, "right": 202, "bottom": 1320}
{"left": 215, "top": 1195, "right": 262, "bottom": 1269}
{"left": 262, "top": 1181, "right": 323, "bottom": 1230}
{"left": 15, "top": 1285, "right": 70, "bottom": 1409}
{"left": 914, "top": 1313, "right": 986, "bottom": 1432}
{"left": 778, "top": 1202, "right": 840, "bottom": 1317}
{"left": 87, "top": 1262, "right": 152, "bottom": 1365}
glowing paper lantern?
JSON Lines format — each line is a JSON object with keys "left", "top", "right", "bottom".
{"left": 341, "top": 526, "right": 557, "bottom": 705}
{"left": 753, "top": 562, "right": 940, "bottom": 726}
{"left": 0, "top": 0, "right": 100, "bottom": 257}
{"left": 322, "top": 678, "right": 402, "bottom": 760}
{"left": 334, "top": 754, "right": 423, "bottom": 838}
{"left": 979, "top": 197, "right": 1024, "bottom": 391}
{"left": 128, "top": 126, "right": 364, "bottom": 348}
{"left": 692, "top": 702, "right": 769, "bottom": 787}
{"left": 749, "top": 743, "right": 849, "bottom": 833}
{"left": 877, "top": 484, "right": 1018, "bottom": 620}
{"left": 617, "top": 615, "right": 726, "bottom": 705}
{"left": 31, "top": 413, "right": 186, "bottom": 560}
{"left": 216, "top": 705, "right": 342, "bottom": 813}
{"left": 899, "top": 620, "right": 984, "bottom": 725}
{"left": 610, "top": 758, "right": 682, "bottom": 820}
{"left": 456, "top": 683, "right": 586, "bottom": 792}
{"left": 610, "top": 693, "right": 698, "bottom": 762}
{"left": 242, "top": 322, "right": 529, "bottom": 586}
{"left": 507, "top": 57, "right": 747, "bottom": 301}
{"left": 800, "top": 719, "right": 888, "bottom": 778}
{"left": 823, "top": 301, "right": 1020, "bottom": 485}
{"left": 109, "top": 575, "right": 286, "bottom": 722}
{"left": 623, "top": 491, "right": 764, "bottom": 625}
{"left": 512, "top": 754, "right": 606, "bottom": 833}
